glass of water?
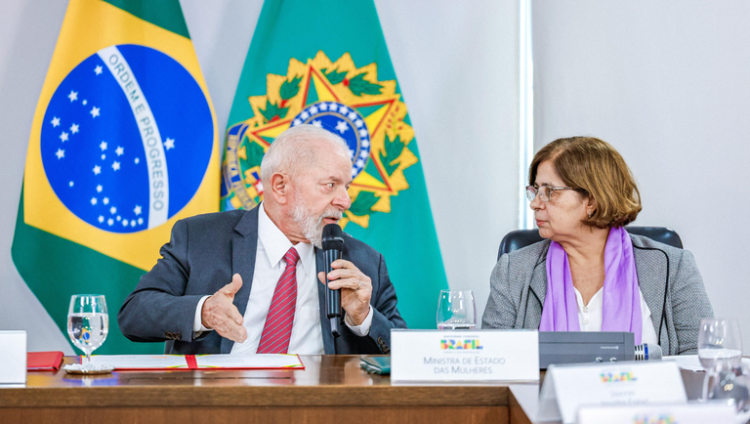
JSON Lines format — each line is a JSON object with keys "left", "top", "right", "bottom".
{"left": 698, "top": 318, "right": 742, "bottom": 371}
{"left": 703, "top": 360, "right": 750, "bottom": 418}
{"left": 437, "top": 290, "right": 476, "bottom": 330}
{"left": 67, "top": 295, "right": 109, "bottom": 365}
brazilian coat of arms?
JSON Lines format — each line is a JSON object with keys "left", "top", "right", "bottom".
{"left": 221, "top": 51, "right": 418, "bottom": 229}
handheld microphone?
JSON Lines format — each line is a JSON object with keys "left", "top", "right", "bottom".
{"left": 322, "top": 224, "right": 344, "bottom": 338}
{"left": 634, "top": 343, "right": 663, "bottom": 361}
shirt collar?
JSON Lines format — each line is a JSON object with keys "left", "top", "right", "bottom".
{"left": 258, "top": 203, "right": 314, "bottom": 272}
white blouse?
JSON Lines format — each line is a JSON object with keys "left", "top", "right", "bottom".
{"left": 573, "top": 287, "right": 659, "bottom": 345}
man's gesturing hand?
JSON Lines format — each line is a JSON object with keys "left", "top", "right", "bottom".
{"left": 200, "top": 274, "right": 247, "bottom": 343}
{"left": 318, "top": 260, "right": 372, "bottom": 326}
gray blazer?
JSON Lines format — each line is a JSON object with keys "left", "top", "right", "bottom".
{"left": 482, "top": 234, "right": 713, "bottom": 355}
{"left": 118, "top": 206, "right": 406, "bottom": 355}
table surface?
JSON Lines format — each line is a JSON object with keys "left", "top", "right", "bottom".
{"left": 1, "top": 355, "right": 515, "bottom": 408}
{"left": 0, "top": 355, "right": 707, "bottom": 424}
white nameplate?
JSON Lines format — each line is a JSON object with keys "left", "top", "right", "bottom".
{"left": 578, "top": 402, "right": 736, "bottom": 424}
{"left": 390, "top": 329, "right": 539, "bottom": 383}
{"left": 0, "top": 331, "right": 27, "bottom": 386}
{"left": 537, "top": 361, "right": 687, "bottom": 424}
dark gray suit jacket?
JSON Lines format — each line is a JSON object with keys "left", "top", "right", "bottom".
{"left": 118, "top": 206, "right": 406, "bottom": 354}
{"left": 482, "top": 235, "right": 714, "bottom": 355}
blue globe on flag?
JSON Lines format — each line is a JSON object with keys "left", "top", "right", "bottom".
{"left": 40, "top": 44, "right": 213, "bottom": 234}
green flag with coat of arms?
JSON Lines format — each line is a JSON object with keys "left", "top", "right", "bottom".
{"left": 221, "top": 0, "right": 448, "bottom": 329}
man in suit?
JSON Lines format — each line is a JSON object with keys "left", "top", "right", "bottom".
{"left": 118, "top": 124, "right": 406, "bottom": 354}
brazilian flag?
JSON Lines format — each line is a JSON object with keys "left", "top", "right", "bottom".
{"left": 221, "top": 0, "right": 448, "bottom": 328}
{"left": 12, "top": 0, "right": 220, "bottom": 354}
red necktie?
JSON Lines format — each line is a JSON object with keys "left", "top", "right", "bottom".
{"left": 256, "top": 247, "right": 300, "bottom": 354}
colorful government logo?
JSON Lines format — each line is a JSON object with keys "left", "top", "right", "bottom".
{"left": 600, "top": 370, "right": 638, "bottom": 383}
{"left": 632, "top": 415, "right": 677, "bottom": 424}
{"left": 222, "top": 51, "right": 418, "bottom": 229}
{"left": 441, "top": 339, "right": 484, "bottom": 350}
{"left": 40, "top": 44, "right": 214, "bottom": 233}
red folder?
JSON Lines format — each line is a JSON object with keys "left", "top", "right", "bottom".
{"left": 27, "top": 351, "right": 64, "bottom": 371}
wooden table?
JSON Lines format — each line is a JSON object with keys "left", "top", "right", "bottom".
{"left": 0, "top": 356, "right": 708, "bottom": 424}
{"left": 0, "top": 355, "right": 518, "bottom": 424}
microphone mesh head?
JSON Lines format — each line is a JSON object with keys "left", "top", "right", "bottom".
{"left": 635, "top": 343, "right": 663, "bottom": 361}
{"left": 322, "top": 224, "right": 344, "bottom": 250}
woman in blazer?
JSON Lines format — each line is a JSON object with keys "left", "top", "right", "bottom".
{"left": 482, "top": 136, "right": 713, "bottom": 355}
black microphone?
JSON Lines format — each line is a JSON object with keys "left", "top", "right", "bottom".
{"left": 634, "top": 343, "right": 663, "bottom": 361}
{"left": 322, "top": 224, "right": 344, "bottom": 338}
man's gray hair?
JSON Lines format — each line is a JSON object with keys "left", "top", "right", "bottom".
{"left": 260, "top": 124, "right": 351, "bottom": 183}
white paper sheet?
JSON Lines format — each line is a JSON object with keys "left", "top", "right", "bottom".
{"left": 90, "top": 355, "right": 189, "bottom": 369}
{"left": 662, "top": 355, "right": 750, "bottom": 372}
{"left": 88, "top": 354, "right": 304, "bottom": 370}
{"left": 195, "top": 354, "right": 303, "bottom": 369}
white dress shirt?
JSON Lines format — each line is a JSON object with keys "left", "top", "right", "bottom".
{"left": 573, "top": 287, "right": 658, "bottom": 345}
{"left": 193, "top": 203, "right": 373, "bottom": 354}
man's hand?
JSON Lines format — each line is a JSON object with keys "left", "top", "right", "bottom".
{"left": 201, "top": 274, "right": 247, "bottom": 343}
{"left": 318, "top": 260, "right": 372, "bottom": 325}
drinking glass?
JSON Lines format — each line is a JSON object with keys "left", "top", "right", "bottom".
{"left": 436, "top": 290, "right": 476, "bottom": 330}
{"left": 703, "top": 361, "right": 750, "bottom": 421}
{"left": 67, "top": 295, "right": 109, "bottom": 365}
{"left": 698, "top": 318, "right": 743, "bottom": 371}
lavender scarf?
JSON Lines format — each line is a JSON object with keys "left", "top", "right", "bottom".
{"left": 538, "top": 226, "right": 642, "bottom": 344}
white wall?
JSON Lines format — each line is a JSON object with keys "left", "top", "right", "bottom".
{"left": 533, "top": 1, "right": 750, "bottom": 350}
{"left": 0, "top": 0, "right": 519, "bottom": 350}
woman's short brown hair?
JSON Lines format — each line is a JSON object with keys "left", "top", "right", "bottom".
{"left": 529, "top": 136, "right": 642, "bottom": 228}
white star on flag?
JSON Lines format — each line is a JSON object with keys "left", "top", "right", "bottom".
{"left": 115, "top": 146, "right": 124, "bottom": 156}
{"left": 130, "top": 221, "right": 136, "bottom": 228}
{"left": 93, "top": 165, "right": 101, "bottom": 175}
{"left": 90, "top": 106, "right": 100, "bottom": 118}
{"left": 101, "top": 154, "right": 106, "bottom": 160}
{"left": 137, "top": 218, "right": 143, "bottom": 225}
{"left": 312, "top": 120, "right": 323, "bottom": 128}
{"left": 112, "top": 161, "right": 120, "bottom": 171}
{"left": 70, "top": 123, "right": 79, "bottom": 134}
{"left": 103, "top": 198, "right": 109, "bottom": 205}
{"left": 51, "top": 117, "right": 60, "bottom": 127}
{"left": 335, "top": 121, "right": 349, "bottom": 134}
{"left": 98, "top": 216, "right": 104, "bottom": 223}
{"left": 69, "top": 181, "right": 74, "bottom": 187}
{"left": 110, "top": 206, "right": 117, "bottom": 214}
{"left": 122, "top": 219, "right": 129, "bottom": 226}
{"left": 96, "top": 185, "right": 103, "bottom": 192}
{"left": 164, "top": 138, "right": 175, "bottom": 150}
{"left": 134, "top": 157, "right": 140, "bottom": 164}
{"left": 134, "top": 205, "right": 142, "bottom": 215}
{"left": 99, "top": 141, "right": 107, "bottom": 151}
{"left": 82, "top": 100, "right": 88, "bottom": 105}
{"left": 107, "top": 218, "right": 114, "bottom": 226}
{"left": 94, "top": 65, "right": 103, "bottom": 75}
{"left": 68, "top": 90, "right": 78, "bottom": 102}
{"left": 59, "top": 132, "right": 69, "bottom": 142}
{"left": 55, "top": 149, "right": 65, "bottom": 159}
{"left": 91, "top": 197, "right": 97, "bottom": 205}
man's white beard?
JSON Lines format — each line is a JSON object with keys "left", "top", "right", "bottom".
{"left": 290, "top": 194, "right": 343, "bottom": 249}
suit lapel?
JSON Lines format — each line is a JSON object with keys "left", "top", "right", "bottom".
{"left": 632, "top": 243, "right": 668, "bottom": 343}
{"left": 221, "top": 207, "right": 260, "bottom": 354}
{"left": 316, "top": 248, "right": 335, "bottom": 354}
{"left": 527, "top": 263, "right": 547, "bottom": 328}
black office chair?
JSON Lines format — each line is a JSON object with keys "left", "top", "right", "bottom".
{"left": 497, "top": 226, "right": 683, "bottom": 260}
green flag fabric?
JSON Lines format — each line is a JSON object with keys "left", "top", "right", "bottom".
{"left": 220, "top": 0, "right": 448, "bottom": 329}
{"left": 12, "top": 0, "right": 220, "bottom": 354}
